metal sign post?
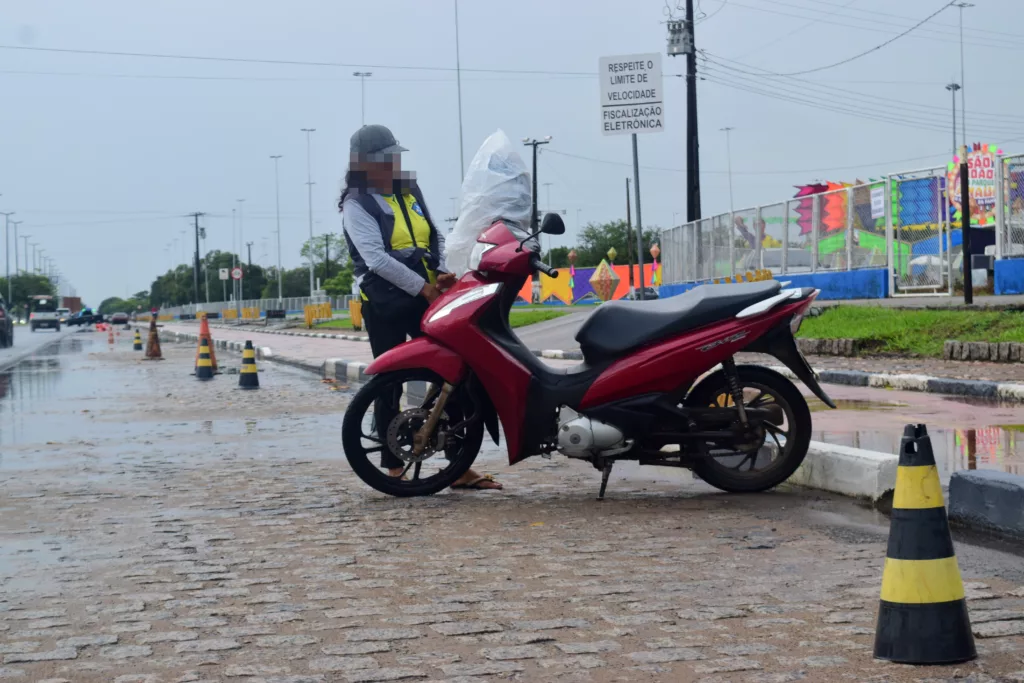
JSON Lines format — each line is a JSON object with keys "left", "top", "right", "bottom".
{"left": 219, "top": 267, "right": 229, "bottom": 303}
{"left": 231, "top": 267, "right": 244, "bottom": 321}
{"left": 600, "top": 52, "right": 665, "bottom": 300}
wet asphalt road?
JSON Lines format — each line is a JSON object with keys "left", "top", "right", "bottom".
{"left": 1, "top": 336, "right": 1023, "bottom": 681}
{"left": 0, "top": 324, "right": 72, "bottom": 371}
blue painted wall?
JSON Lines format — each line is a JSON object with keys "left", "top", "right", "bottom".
{"left": 660, "top": 267, "right": 889, "bottom": 301}
{"left": 995, "top": 259, "right": 1024, "bottom": 295}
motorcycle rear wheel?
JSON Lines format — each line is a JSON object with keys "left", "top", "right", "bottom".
{"left": 683, "top": 365, "right": 811, "bottom": 493}
{"left": 342, "top": 369, "right": 483, "bottom": 497}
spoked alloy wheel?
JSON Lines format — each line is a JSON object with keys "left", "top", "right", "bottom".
{"left": 684, "top": 365, "right": 811, "bottom": 493}
{"left": 341, "top": 369, "right": 483, "bottom": 497}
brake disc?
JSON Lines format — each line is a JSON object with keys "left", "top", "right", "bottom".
{"left": 386, "top": 408, "right": 444, "bottom": 464}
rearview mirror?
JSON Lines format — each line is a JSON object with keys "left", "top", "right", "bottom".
{"left": 540, "top": 213, "right": 565, "bottom": 235}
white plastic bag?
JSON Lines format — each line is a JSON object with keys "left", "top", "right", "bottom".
{"left": 445, "top": 129, "right": 532, "bottom": 275}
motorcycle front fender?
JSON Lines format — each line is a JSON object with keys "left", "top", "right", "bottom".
{"left": 364, "top": 337, "right": 468, "bottom": 386}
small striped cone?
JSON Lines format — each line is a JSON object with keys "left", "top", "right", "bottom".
{"left": 195, "top": 316, "right": 219, "bottom": 373}
{"left": 133, "top": 330, "right": 142, "bottom": 351}
{"left": 108, "top": 327, "right": 115, "bottom": 344}
{"left": 873, "top": 424, "right": 976, "bottom": 664}
{"left": 238, "top": 340, "right": 259, "bottom": 390}
{"left": 195, "top": 340, "right": 215, "bottom": 381}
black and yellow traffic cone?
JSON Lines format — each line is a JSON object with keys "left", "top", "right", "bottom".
{"left": 874, "top": 423, "right": 976, "bottom": 664}
{"left": 238, "top": 340, "right": 259, "bottom": 390}
{"left": 133, "top": 329, "right": 142, "bottom": 351}
{"left": 195, "top": 339, "right": 215, "bottom": 381}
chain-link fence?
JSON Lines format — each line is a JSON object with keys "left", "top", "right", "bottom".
{"left": 660, "top": 183, "right": 889, "bottom": 286}
{"left": 1003, "top": 154, "right": 1024, "bottom": 258}
{"left": 889, "top": 167, "right": 951, "bottom": 294}
{"left": 159, "top": 295, "right": 352, "bottom": 320}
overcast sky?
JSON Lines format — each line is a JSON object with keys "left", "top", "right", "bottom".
{"left": 1, "top": 0, "right": 1022, "bottom": 305}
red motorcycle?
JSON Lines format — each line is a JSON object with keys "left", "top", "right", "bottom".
{"left": 342, "top": 214, "right": 835, "bottom": 498}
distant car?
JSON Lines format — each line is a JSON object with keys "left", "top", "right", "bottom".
{"left": 0, "top": 297, "right": 13, "bottom": 348}
{"left": 57, "top": 307, "right": 71, "bottom": 323}
{"left": 627, "top": 287, "right": 660, "bottom": 301}
{"left": 68, "top": 308, "right": 101, "bottom": 327}
{"left": 29, "top": 295, "right": 61, "bottom": 332}
{"left": 110, "top": 312, "right": 129, "bottom": 325}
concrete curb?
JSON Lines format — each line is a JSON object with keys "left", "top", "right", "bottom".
{"left": 949, "top": 470, "right": 1024, "bottom": 539}
{"left": 768, "top": 365, "right": 1024, "bottom": 402}
{"left": 789, "top": 441, "right": 898, "bottom": 502}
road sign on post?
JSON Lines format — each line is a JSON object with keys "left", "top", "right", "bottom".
{"left": 599, "top": 53, "right": 664, "bottom": 137}
{"left": 219, "top": 268, "right": 229, "bottom": 281}
{"left": 231, "top": 267, "right": 243, "bottom": 281}
{"left": 600, "top": 53, "right": 665, "bottom": 300}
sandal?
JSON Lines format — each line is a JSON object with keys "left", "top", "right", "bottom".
{"left": 451, "top": 474, "right": 503, "bottom": 491}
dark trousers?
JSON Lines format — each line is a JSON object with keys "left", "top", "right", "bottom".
{"left": 364, "top": 297, "right": 428, "bottom": 469}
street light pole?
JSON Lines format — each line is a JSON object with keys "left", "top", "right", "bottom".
{"left": 522, "top": 137, "right": 552, "bottom": 230}
{"left": 720, "top": 127, "right": 735, "bottom": 213}
{"left": 301, "top": 128, "right": 317, "bottom": 296}
{"left": 271, "top": 155, "right": 284, "bottom": 301}
{"left": 20, "top": 234, "right": 30, "bottom": 274}
{"left": 454, "top": 0, "right": 466, "bottom": 182}
{"left": 10, "top": 220, "right": 22, "bottom": 274}
{"left": 236, "top": 199, "right": 245, "bottom": 304}
{"left": 946, "top": 83, "right": 961, "bottom": 156}
{"left": 353, "top": 73, "right": 372, "bottom": 126}
{"left": 954, "top": 2, "right": 973, "bottom": 147}
{"left": 0, "top": 212, "right": 14, "bottom": 303}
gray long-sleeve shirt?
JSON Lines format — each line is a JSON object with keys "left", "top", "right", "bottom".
{"left": 342, "top": 193, "right": 447, "bottom": 297}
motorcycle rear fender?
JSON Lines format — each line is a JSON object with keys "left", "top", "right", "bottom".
{"left": 745, "top": 319, "right": 836, "bottom": 409}
{"left": 363, "top": 338, "right": 500, "bottom": 445}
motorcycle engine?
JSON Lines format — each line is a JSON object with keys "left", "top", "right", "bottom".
{"left": 557, "top": 415, "right": 626, "bottom": 458}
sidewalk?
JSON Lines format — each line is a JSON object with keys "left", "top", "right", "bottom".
{"left": 160, "top": 323, "right": 579, "bottom": 374}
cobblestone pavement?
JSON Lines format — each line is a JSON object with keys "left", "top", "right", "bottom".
{"left": 2, "top": 340, "right": 1024, "bottom": 682}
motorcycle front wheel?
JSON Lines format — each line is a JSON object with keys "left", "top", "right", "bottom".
{"left": 341, "top": 369, "right": 483, "bottom": 497}
{"left": 683, "top": 365, "right": 811, "bottom": 493}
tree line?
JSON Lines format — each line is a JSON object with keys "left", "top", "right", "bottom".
{"left": 108, "top": 221, "right": 659, "bottom": 310}
{"left": 140, "top": 234, "right": 354, "bottom": 309}
{"left": 0, "top": 274, "right": 57, "bottom": 313}
{"left": 544, "top": 220, "right": 661, "bottom": 269}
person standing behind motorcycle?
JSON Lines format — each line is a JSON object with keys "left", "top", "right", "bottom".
{"left": 340, "top": 124, "right": 502, "bottom": 491}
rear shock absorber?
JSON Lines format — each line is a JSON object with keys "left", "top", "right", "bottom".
{"left": 721, "top": 358, "right": 748, "bottom": 426}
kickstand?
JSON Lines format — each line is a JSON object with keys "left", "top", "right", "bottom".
{"left": 597, "top": 460, "right": 613, "bottom": 500}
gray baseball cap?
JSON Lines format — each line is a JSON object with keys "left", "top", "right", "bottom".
{"left": 350, "top": 124, "right": 408, "bottom": 157}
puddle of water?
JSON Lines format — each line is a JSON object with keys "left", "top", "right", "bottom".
{"left": 813, "top": 426, "right": 1024, "bottom": 483}
{"left": 809, "top": 397, "right": 910, "bottom": 412}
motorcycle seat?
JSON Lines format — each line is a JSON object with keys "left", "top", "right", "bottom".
{"left": 575, "top": 281, "right": 782, "bottom": 362}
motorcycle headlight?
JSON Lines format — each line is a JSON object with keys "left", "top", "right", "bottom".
{"left": 469, "top": 242, "right": 497, "bottom": 271}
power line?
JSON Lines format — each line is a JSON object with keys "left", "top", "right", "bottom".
{"left": 734, "top": 0, "right": 861, "bottom": 59}
{"left": 0, "top": 68, "right": 593, "bottom": 83}
{"left": 723, "top": 0, "right": 1020, "bottom": 53}
{"left": 0, "top": 44, "right": 593, "bottom": 76}
{"left": 756, "top": 0, "right": 1018, "bottom": 41}
{"left": 700, "top": 68, "right": 1024, "bottom": 138}
{"left": 736, "top": 1, "right": 956, "bottom": 76}
{"left": 701, "top": 55, "right": 1024, "bottom": 125}
{"left": 544, "top": 147, "right": 950, "bottom": 176}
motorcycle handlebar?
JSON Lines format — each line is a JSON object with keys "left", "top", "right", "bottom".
{"left": 531, "top": 256, "right": 558, "bottom": 278}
